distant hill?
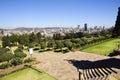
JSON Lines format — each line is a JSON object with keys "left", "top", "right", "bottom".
{"left": 15, "top": 27, "right": 33, "bottom": 31}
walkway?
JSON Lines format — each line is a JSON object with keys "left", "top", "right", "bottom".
{"left": 33, "top": 51, "right": 120, "bottom": 80}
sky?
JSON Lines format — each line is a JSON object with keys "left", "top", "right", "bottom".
{"left": 0, "top": 0, "right": 120, "bottom": 29}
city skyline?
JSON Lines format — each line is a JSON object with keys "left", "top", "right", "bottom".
{"left": 0, "top": 0, "right": 120, "bottom": 28}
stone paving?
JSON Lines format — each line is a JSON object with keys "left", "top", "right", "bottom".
{"left": 33, "top": 51, "right": 120, "bottom": 80}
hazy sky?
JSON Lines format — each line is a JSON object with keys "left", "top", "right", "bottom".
{"left": 0, "top": 0, "right": 120, "bottom": 28}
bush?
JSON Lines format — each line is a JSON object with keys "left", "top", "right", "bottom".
{"left": 28, "top": 43, "right": 34, "bottom": 48}
{"left": 24, "top": 58, "right": 35, "bottom": 63}
{"left": 0, "top": 48, "right": 10, "bottom": 55}
{"left": 33, "top": 48, "right": 39, "bottom": 51}
{"left": 109, "top": 49, "right": 120, "bottom": 56}
{"left": 0, "top": 52, "right": 14, "bottom": 62}
{"left": 14, "top": 48, "right": 23, "bottom": 53}
{"left": 14, "top": 52, "right": 27, "bottom": 58}
{"left": 18, "top": 45, "right": 24, "bottom": 49}
{"left": 11, "top": 57, "right": 23, "bottom": 66}
{"left": 0, "top": 62, "right": 11, "bottom": 69}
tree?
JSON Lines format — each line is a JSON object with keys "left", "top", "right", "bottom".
{"left": 55, "top": 41, "right": 64, "bottom": 51}
{"left": 112, "top": 7, "right": 120, "bottom": 37}
{"left": 64, "top": 40, "right": 73, "bottom": 50}
{"left": 11, "top": 57, "right": 23, "bottom": 66}
{"left": 9, "top": 34, "right": 18, "bottom": 45}
{"left": 2, "top": 35, "right": 11, "bottom": 48}
{"left": 47, "top": 40, "right": 55, "bottom": 49}
{"left": 18, "top": 34, "right": 29, "bottom": 46}
{"left": 40, "top": 42, "right": 46, "bottom": 50}
{"left": 29, "top": 33, "right": 38, "bottom": 43}
{"left": 36, "top": 32, "right": 42, "bottom": 43}
{"left": 91, "top": 32, "right": 100, "bottom": 37}
{"left": 71, "top": 38, "right": 84, "bottom": 47}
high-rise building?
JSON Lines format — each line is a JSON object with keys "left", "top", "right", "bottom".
{"left": 84, "top": 23, "right": 87, "bottom": 31}
{"left": 77, "top": 25, "right": 80, "bottom": 29}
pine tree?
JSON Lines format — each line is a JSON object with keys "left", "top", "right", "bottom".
{"left": 112, "top": 7, "right": 120, "bottom": 37}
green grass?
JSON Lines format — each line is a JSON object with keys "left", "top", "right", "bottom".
{"left": 0, "top": 67, "right": 57, "bottom": 80}
{"left": 81, "top": 38, "right": 120, "bottom": 55}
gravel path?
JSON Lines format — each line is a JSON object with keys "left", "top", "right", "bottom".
{"left": 33, "top": 51, "right": 120, "bottom": 80}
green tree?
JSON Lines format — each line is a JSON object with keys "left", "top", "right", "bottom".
{"left": 64, "top": 40, "right": 73, "bottom": 50}
{"left": 112, "top": 7, "right": 120, "bottom": 37}
{"left": 55, "top": 41, "right": 64, "bottom": 51}
{"left": 40, "top": 42, "right": 46, "bottom": 50}
{"left": 36, "top": 32, "right": 42, "bottom": 43}
{"left": 91, "top": 32, "right": 100, "bottom": 37}
{"left": 71, "top": 38, "right": 85, "bottom": 48}
{"left": 29, "top": 33, "right": 38, "bottom": 43}
{"left": 18, "top": 34, "right": 29, "bottom": 46}
{"left": 11, "top": 57, "right": 23, "bottom": 66}
{"left": 47, "top": 40, "right": 55, "bottom": 49}
{"left": 2, "top": 35, "right": 11, "bottom": 48}
{"left": 9, "top": 34, "right": 18, "bottom": 46}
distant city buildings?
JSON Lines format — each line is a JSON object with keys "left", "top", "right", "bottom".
{"left": 0, "top": 24, "right": 107, "bottom": 38}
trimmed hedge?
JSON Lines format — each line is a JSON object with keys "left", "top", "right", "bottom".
{"left": 0, "top": 52, "right": 14, "bottom": 62}
{"left": 0, "top": 48, "right": 10, "bottom": 55}
{"left": 14, "top": 52, "right": 27, "bottom": 58}
{"left": 0, "top": 62, "right": 12, "bottom": 69}
{"left": 24, "top": 58, "right": 35, "bottom": 63}
{"left": 11, "top": 57, "right": 23, "bottom": 66}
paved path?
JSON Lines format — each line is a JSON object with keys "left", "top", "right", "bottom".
{"left": 33, "top": 51, "right": 120, "bottom": 80}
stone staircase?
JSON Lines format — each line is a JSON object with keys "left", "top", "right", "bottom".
{"left": 79, "top": 68, "right": 117, "bottom": 80}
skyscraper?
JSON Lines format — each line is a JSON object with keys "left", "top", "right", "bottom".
{"left": 84, "top": 23, "right": 87, "bottom": 31}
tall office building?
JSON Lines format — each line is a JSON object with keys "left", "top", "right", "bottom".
{"left": 84, "top": 23, "right": 87, "bottom": 31}
{"left": 77, "top": 25, "right": 80, "bottom": 29}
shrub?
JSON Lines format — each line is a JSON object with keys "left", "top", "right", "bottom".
{"left": 11, "top": 57, "right": 23, "bottom": 66}
{"left": 28, "top": 43, "right": 34, "bottom": 48}
{"left": 33, "top": 48, "right": 39, "bottom": 51}
{"left": 0, "top": 48, "right": 10, "bottom": 55}
{"left": 24, "top": 58, "right": 35, "bottom": 63}
{"left": 14, "top": 52, "right": 27, "bottom": 58}
{"left": 18, "top": 45, "right": 24, "bottom": 50}
{"left": 0, "top": 62, "right": 12, "bottom": 69}
{"left": 14, "top": 48, "right": 23, "bottom": 53}
{"left": 0, "top": 52, "right": 14, "bottom": 62}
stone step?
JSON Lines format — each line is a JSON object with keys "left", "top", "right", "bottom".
{"left": 81, "top": 68, "right": 118, "bottom": 80}
{"left": 94, "top": 68, "right": 104, "bottom": 80}
{"left": 98, "top": 68, "right": 109, "bottom": 80}
{"left": 96, "top": 68, "right": 107, "bottom": 80}
{"left": 83, "top": 69, "right": 88, "bottom": 80}
{"left": 86, "top": 69, "right": 91, "bottom": 79}
{"left": 107, "top": 68, "right": 117, "bottom": 74}
{"left": 100, "top": 68, "right": 110, "bottom": 75}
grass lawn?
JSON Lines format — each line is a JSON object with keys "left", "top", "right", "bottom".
{"left": 81, "top": 38, "right": 120, "bottom": 55}
{"left": 0, "top": 67, "right": 57, "bottom": 80}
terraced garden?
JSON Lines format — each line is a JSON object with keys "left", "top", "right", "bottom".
{"left": 0, "top": 67, "right": 57, "bottom": 80}
{"left": 81, "top": 38, "right": 120, "bottom": 55}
